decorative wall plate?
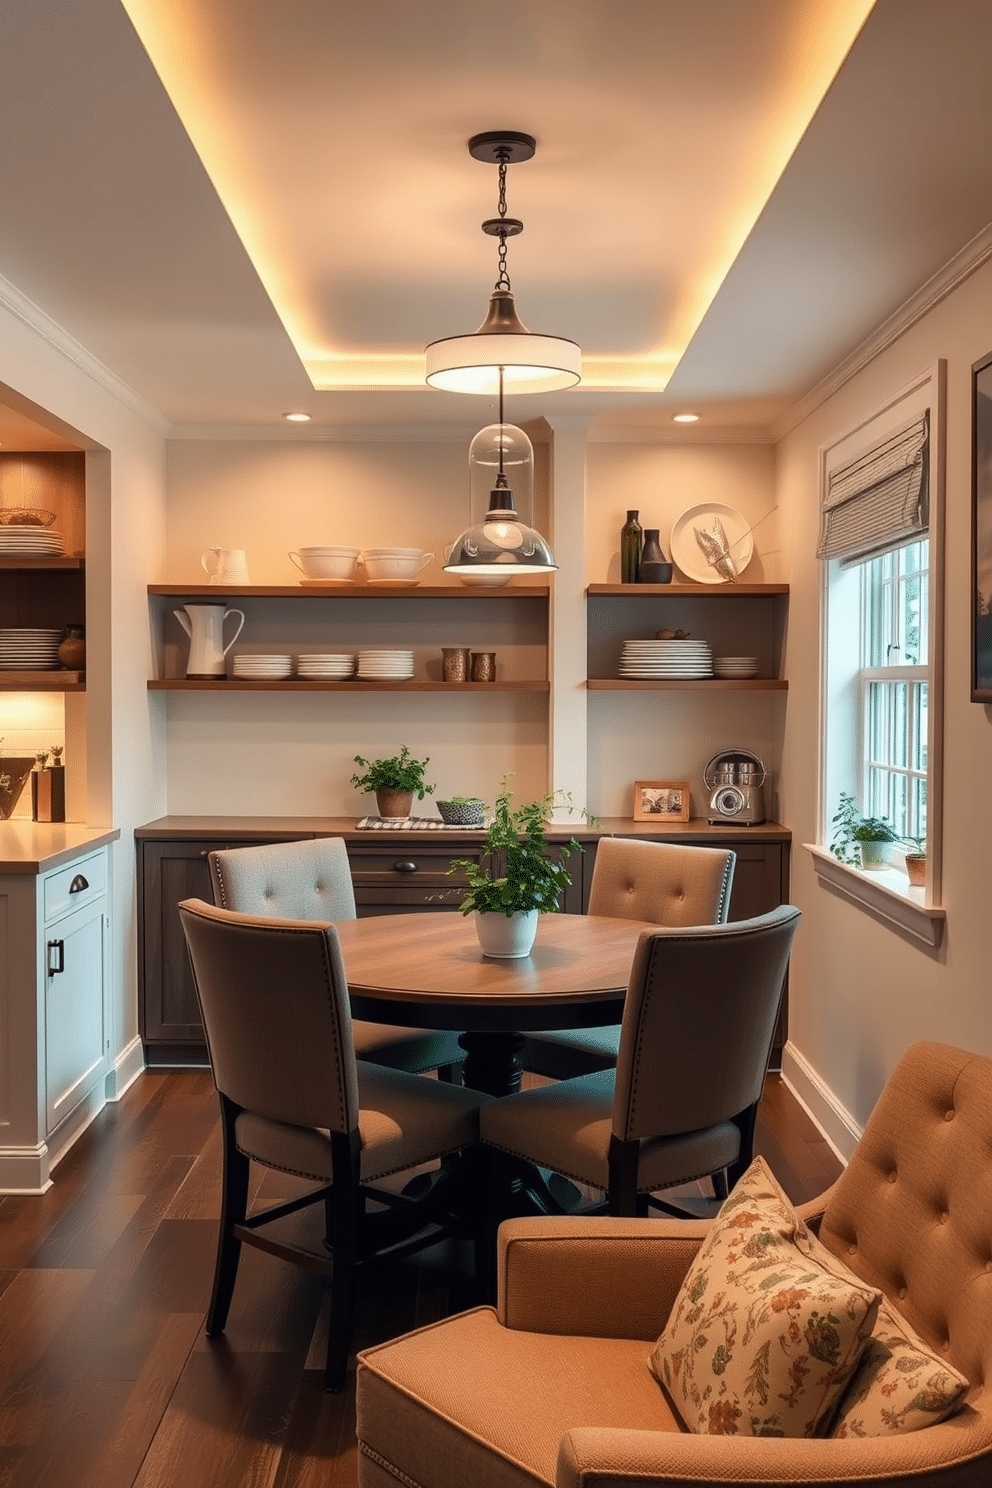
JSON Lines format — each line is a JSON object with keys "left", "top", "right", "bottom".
{"left": 670, "top": 503, "right": 754, "bottom": 584}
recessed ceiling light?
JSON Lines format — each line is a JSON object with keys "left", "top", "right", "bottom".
{"left": 673, "top": 413, "right": 699, "bottom": 424}
{"left": 283, "top": 411, "right": 311, "bottom": 423}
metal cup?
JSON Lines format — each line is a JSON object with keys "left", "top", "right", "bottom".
{"left": 442, "top": 646, "right": 470, "bottom": 683}
{"left": 470, "top": 651, "right": 496, "bottom": 683}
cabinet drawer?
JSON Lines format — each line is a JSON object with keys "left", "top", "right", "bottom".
{"left": 43, "top": 849, "right": 107, "bottom": 923}
{"left": 347, "top": 848, "right": 479, "bottom": 887}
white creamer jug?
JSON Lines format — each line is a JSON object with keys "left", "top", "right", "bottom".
{"left": 201, "top": 547, "right": 251, "bottom": 585}
{"left": 174, "top": 604, "right": 245, "bottom": 678}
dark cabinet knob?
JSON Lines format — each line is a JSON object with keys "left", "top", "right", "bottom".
{"left": 69, "top": 874, "right": 89, "bottom": 893}
{"left": 393, "top": 860, "right": 419, "bottom": 874}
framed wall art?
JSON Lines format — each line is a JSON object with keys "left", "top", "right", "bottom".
{"left": 632, "top": 780, "right": 690, "bottom": 822}
{"left": 973, "top": 350, "right": 992, "bottom": 700}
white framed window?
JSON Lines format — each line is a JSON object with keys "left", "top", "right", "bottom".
{"left": 808, "top": 366, "right": 945, "bottom": 946}
{"left": 860, "top": 538, "right": 929, "bottom": 843}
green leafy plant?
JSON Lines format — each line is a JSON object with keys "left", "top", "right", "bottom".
{"left": 443, "top": 776, "right": 584, "bottom": 916}
{"left": 443, "top": 795, "right": 484, "bottom": 807}
{"left": 350, "top": 746, "right": 434, "bottom": 799}
{"left": 830, "top": 791, "right": 899, "bottom": 865}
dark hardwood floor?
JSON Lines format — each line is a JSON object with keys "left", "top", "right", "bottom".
{"left": 0, "top": 1069, "right": 841, "bottom": 1488}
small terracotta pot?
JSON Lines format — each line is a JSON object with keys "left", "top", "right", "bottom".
{"left": 905, "top": 853, "right": 927, "bottom": 887}
{"left": 375, "top": 788, "right": 413, "bottom": 821}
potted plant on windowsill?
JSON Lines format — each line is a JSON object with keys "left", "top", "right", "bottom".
{"left": 829, "top": 792, "right": 899, "bottom": 869}
{"left": 902, "top": 835, "right": 927, "bottom": 887}
{"left": 350, "top": 746, "right": 434, "bottom": 822}
{"left": 442, "top": 777, "right": 583, "bottom": 957}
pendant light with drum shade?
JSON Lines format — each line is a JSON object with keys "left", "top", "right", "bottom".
{"left": 433, "top": 132, "right": 572, "bottom": 578}
{"left": 425, "top": 132, "right": 581, "bottom": 395}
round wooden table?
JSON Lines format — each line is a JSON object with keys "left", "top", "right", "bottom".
{"left": 335, "top": 910, "right": 652, "bottom": 1096}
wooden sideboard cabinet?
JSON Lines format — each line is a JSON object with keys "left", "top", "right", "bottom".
{"left": 135, "top": 817, "right": 787, "bottom": 1067}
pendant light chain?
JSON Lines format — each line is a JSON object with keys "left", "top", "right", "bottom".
{"left": 494, "top": 151, "right": 512, "bottom": 292}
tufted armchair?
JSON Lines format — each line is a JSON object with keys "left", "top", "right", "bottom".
{"left": 356, "top": 1041, "right": 992, "bottom": 1487}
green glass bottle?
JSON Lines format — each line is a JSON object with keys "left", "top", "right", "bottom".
{"left": 620, "top": 510, "right": 642, "bottom": 583}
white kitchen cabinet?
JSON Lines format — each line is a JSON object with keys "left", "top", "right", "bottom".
{"left": 0, "top": 834, "right": 115, "bottom": 1192}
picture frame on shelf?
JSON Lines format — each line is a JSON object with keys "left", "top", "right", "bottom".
{"left": 972, "top": 348, "right": 992, "bottom": 701}
{"left": 632, "top": 780, "right": 690, "bottom": 822}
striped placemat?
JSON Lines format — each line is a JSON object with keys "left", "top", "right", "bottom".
{"left": 356, "top": 816, "right": 467, "bottom": 830}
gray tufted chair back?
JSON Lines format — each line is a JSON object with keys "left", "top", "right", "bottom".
{"left": 818, "top": 1041, "right": 992, "bottom": 1404}
{"left": 587, "top": 837, "right": 735, "bottom": 926}
{"left": 209, "top": 836, "right": 357, "bottom": 922}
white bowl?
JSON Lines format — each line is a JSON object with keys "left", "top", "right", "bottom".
{"left": 289, "top": 547, "right": 359, "bottom": 579}
{"left": 455, "top": 571, "right": 513, "bottom": 587}
{"left": 362, "top": 546, "right": 424, "bottom": 558}
{"left": 361, "top": 550, "right": 434, "bottom": 582}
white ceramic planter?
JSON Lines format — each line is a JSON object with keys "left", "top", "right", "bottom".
{"left": 474, "top": 909, "right": 539, "bottom": 959}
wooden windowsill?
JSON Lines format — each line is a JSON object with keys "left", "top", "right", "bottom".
{"left": 805, "top": 844, "right": 944, "bottom": 947}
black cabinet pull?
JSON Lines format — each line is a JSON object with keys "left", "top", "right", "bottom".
{"left": 47, "top": 939, "right": 65, "bottom": 975}
{"left": 393, "top": 860, "right": 419, "bottom": 873}
{"left": 69, "top": 874, "right": 89, "bottom": 893}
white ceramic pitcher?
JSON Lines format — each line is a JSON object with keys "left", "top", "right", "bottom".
{"left": 201, "top": 547, "right": 251, "bottom": 585}
{"left": 174, "top": 604, "right": 245, "bottom": 678}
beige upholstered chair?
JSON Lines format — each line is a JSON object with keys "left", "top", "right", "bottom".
{"left": 484, "top": 905, "right": 799, "bottom": 1216}
{"left": 357, "top": 1041, "right": 992, "bottom": 1488}
{"left": 208, "top": 837, "right": 464, "bottom": 1077}
{"left": 521, "top": 837, "right": 736, "bottom": 1081}
{"left": 178, "top": 897, "right": 489, "bottom": 1391}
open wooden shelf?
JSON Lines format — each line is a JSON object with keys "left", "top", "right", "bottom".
{"left": 148, "top": 679, "right": 549, "bottom": 693}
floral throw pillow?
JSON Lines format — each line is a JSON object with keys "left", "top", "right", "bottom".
{"left": 649, "top": 1155, "right": 882, "bottom": 1437}
{"left": 830, "top": 1297, "right": 968, "bottom": 1437}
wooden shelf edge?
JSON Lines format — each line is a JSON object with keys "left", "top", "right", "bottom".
{"left": 587, "top": 678, "right": 788, "bottom": 691}
{"left": 147, "top": 583, "right": 551, "bottom": 599}
{"left": 587, "top": 582, "right": 789, "bottom": 597}
{"left": 148, "top": 679, "right": 550, "bottom": 692}
{"left": 0, "top": 555, "right": 85, "bottom": 570}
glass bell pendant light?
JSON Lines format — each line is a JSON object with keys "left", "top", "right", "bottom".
{"left": 444, "top": 370, "right": 557, "bottom": 582}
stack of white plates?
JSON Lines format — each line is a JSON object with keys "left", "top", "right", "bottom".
{"left": 0, "top": 525, "right": 65, "bottom": 556}
{"left": 357, "top": 649, "right": 415, "bottom": 680}
{"left": 619, "top": 638, "right": 713, "bottom": 679}
{"left": 0, "top": 627, "right": 63, "bottom": 670}
{"left": 232, "top": 653, "right": 293, "bottom": 680}
{"left": 713, "top": 655, "right": 760, "bottom": 679}
{"left": 297, "top": 653, "right": 355, "bottom": 680}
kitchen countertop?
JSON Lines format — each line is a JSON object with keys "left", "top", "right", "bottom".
{"left": 133, "top": 815, "right": 791, "bottom": 842}
{"left": 0, "top": 821, "right": 121, "bottom": 874}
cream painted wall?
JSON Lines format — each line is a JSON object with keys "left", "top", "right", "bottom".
{"left": 162, "top": 438, "right": 552, "bottom": 812}
{"left": 0, "top": 298, "right": 168, "bottom": 1073}
{"left": 778, "top": 257, "right": 992, "bottom": 1143}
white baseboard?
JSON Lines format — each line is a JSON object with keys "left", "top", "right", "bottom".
{"left": 105, "top": 1037, "right": 145, "bottom": 1102}
{"left": 780, "top": 1040, "right": 862, "bottom": 1165}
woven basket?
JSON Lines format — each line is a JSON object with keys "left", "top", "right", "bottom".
{"left": 436, "top": 799, "right": 485, "bottom": 826}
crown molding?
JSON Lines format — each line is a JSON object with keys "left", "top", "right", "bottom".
{"left": 0, "top": 272, "right": 169, "bottom": 433}
{"left": 772, "top": 221, "right": 992, "bottom": 442}
{"left": 587, "top": 424, "right": 774, "bottom": 445}
{"left": 166, "top": 421, "right": 479, "bottom": 443}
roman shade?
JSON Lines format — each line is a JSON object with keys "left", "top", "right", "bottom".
{"left": 818, "top": 411, "right": 929, "bottom": 563}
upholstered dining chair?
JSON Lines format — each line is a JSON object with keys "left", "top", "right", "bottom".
{"left": 208, "top": 836, "right": 464, "bottom": 1078}
{"left": 177, "top": 897, "right": 490, "bottom": 1391}
{"left": 356, "top": 1041, "right": 992, "bottom": 1488}
{"left": 483, "top": 904, "right": 800, "bottom": 1219}
{"left": 521, "top": 837, "right": 737, "bottom": 1080}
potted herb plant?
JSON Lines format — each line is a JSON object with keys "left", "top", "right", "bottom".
{"left": 443, "top": 777, "right": 582, "bottom": 957}
{"left": 830, "top": 791, "right": 899, "bottom": 869}
{"left": 351, "top": 746, "right": 434, "bottom": 821}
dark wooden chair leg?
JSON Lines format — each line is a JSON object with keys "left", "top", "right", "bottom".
{"left": 206, "top": 1094, "right": 250, "bottom": 1337}
{"left": 325, "top": 1131, "right": 361, "bottom": 1392}
{"left": 607, "top": 1135, "right": 640, "bottom": 1217}
{"left": 727, "top": 1101, "right": 759, "bottom": 1188}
